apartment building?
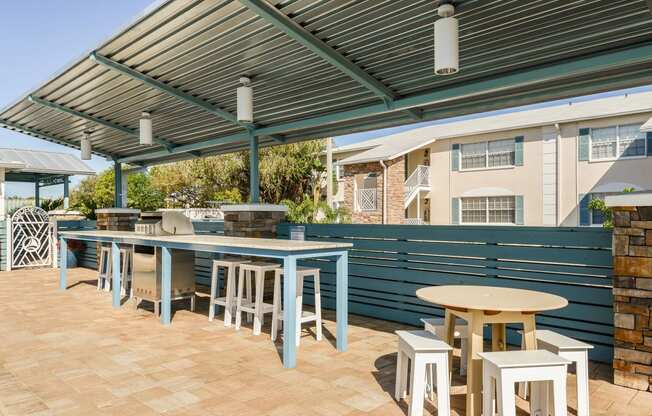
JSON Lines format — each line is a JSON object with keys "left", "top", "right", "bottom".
{"left": 333, "top": 92, "right": 652, "bottom": 226}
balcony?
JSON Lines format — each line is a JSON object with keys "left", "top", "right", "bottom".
{"left": 356, "top": 188, "right": 377, "bottom": 211}
{"left": 404, "top": 165, "right": 430, "bottom": 208}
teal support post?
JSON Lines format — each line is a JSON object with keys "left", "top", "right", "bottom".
{"left": 34, "top": 174, "right": 40, "bottom": 207}
{"left": 111, "top": 242, "right": 121, "bottom": 308}
{"left": 336, "top": 250, "right": 348, "bottom": 352}
{"left": 114, "top": 161, "right": 122, "bottom": 208}
{"left": 161, "top": 246, "right": 172, "bottom": 325}
{"left": 282, "top": 255, "right": 297, "bottom": 368}
{"left": 63, "top": 175, "right": 70, "bottom": 209}
{"left": 249, "top": 135, "right": 260, "bottom": 203}
{"left": 59, "top": 237, "right": 67, "bottom": 290}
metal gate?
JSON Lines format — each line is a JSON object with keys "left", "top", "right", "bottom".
{"left": 10, "top": 206, "right": 52, "bottom": 269}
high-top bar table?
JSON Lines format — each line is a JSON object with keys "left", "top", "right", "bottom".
{"left": 58, "top": 230, "right": 352, "bottom": 369}
{"left": 416, "top": 285, "right": 568, "bottom": 416}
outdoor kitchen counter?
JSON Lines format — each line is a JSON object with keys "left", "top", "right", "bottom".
{"left": 57, "top": 230, "right": 352, "bottom": 369}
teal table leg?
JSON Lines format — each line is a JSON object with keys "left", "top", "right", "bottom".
{"left": 59, "top": 237, "right": 67, "bottom": 291}
{"left": 336, "top": 250, "right": 348, "bottom": 352}
{"left": 283, "top": 255, "right": 297, "bottom": 368}
{"left": 111, "top": 242, "right": 121, "bottom": 308}
{"left": 161, "top": 246, "right": 172, "bottom": 325}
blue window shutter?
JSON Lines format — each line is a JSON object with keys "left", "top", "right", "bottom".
{"left": 579, "top": 193, "right": 590, "bottom": 226}
{"left": 515, "top": 195, "right": 524, "bottom": 225}
{"left": 578, "top": 128, "right": 590, "bottom": 161}
{"left": 451, "top": 144, "right": 460, "bottom": 171}
{"left": 451, "top": 198, "right": 460, "bottom": 224}
{"left": 514, "top": 136, "right": 524, "bottom": 166}
{"left": 647, "top": 132, "right": 652, "bottom": 156}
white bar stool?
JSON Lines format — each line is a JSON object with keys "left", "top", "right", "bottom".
{"left": 97, "top": 245, "right": 133, "bottom": 296}
{"left": 271, "top": 266, "right": 323, "bottom": 346}
{"left": 480, "top": 350, "right": 571, "bottom": 416}
{"left": 421, "top": 317, "right": 468, "bottom": 376}
{"left": 235, "top": 261, "right": 280, "bottom": 335}
{"left": 519, "top": 330, "right": 593, "bottom": 416}
{"left": 395, "top": 330, "right": 451, "bottom": 416}
{"left": 208, "top": 257, "right": 250, "bottom": 326}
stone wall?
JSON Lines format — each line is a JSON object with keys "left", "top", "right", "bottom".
{"left": 341, "top": 157, "right": 405, "bottom": 224}
{"left": 222, "top": 207, "right": 287, "bottom": 238}
{"left": 612, "top": 205, "right": 652, "bottom": 391}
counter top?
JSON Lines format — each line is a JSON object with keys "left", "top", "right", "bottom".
{"left": 59, "top": 230, "right": 352, "bottom": 252}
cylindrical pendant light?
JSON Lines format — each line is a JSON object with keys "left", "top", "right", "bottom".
{"left": 434, "top": 4, "right": 459, "bottom": 75}
{"left": 139, "top": 111, "right": 153, "bottom": 145}
{"left": 80, "top": 132, "right": 91, "bottom": 160}
{"left": 237, "top": 77, "right": 253, "bottom": 123}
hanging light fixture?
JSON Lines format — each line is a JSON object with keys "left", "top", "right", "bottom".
{"left": 139, "top": 111, "right": 153, "bottom": 145}
{"left": 80, "top": 132, "right": 92, "bottom": 160}
{"left": 434, "top": 3, "right": 459, "bottom": 75}
{"left": 237, "top": 77, "right": 253, "bottom": 123}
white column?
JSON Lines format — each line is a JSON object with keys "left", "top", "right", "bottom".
{"left": 326, "top": 137, "right": 333, "bottom": 208}
{"left": 0, "top": 168, "right": 6, "bottom": 220}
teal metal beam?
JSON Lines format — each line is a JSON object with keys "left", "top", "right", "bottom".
{"left": 34, "top": 174, "right": 40, "bottom": 207}
{"left": 249, "top": 134, "right": 260, "bottom": 203}
{"left": 28, "top": 95, "right": 174, "bottom": 151}
{"left": 0, "top": 119, "right": 113, "bottom": 158}
{"left": 241, "top": 0, "right": 396, "bottom": 101}
{"left": 240, "top": 0, "right": 422, "bottom": 119}
{"left": 90, "top": 52, "right": 285, "bottom": 143}
{"left": 114, "top": 161, "right": 123, "bottom": 208}
{"left": 116, "top": 42, "right": 652, "bottom": 165}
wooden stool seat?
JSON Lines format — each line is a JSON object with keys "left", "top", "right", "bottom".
{"left": 209, "top": 257, "right": 250, "bottom": 326}
{"left": 272, "top": 266, "right": 323, "bottom": 346}
{"left": 395, "top": 330, "right": 452, "bottom": 416}
{"left": 235, "top": 261, "right": 280, "bottom": 335}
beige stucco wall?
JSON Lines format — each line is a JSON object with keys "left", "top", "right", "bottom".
{"left": 427, "top": 112, "right": 652, "bottom": 226}
{"left": 429, "top": 127, "right": 544, "bottom": 225}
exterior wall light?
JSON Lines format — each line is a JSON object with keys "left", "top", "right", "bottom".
{"left": 434, "top": 3, "right": 459, "bottom": 75}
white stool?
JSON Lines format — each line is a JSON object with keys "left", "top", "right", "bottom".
{"left": 271, "top": 266, "right": 323, "bottom": 346}
{"left": 97, "top": 245, "right": 133, "bottom": 296}
{"left": 395, "top": 330, "right": 451, "bottom": 416}
{"left": 208, "top": 257, "right": 250, "bottom": 326}
{"left": 519, "top": 330, "right": 593, "bottom": 416}
{"left": 421, "top": 317, "right": 468, "bottom": 376}
{"left": 480, "top": 350, "right": 571, "bottom": 416}
{"left": 235, "top": 261, "right": 280, "bottom": 335}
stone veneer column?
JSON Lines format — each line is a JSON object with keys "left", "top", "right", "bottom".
{"left": 221, "top": 204, "right": 287, "bottom": 238}
{"left": 94, "top": 208, "right": 141, "bottom": 265}
{"left": 610, "top": 203, "right": 652, "bottom": 391}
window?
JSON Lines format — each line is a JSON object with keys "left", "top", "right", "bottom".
{"left": 354, "top": 173, "right": 378, "bottom": 212}
{"left": 461, "top": 139, "right": 515, "bottom": 170}
{"left": 590, "top": 124, "right": 646, "bottom": 160}
{"left": 461, "top": 196, "right": 515, "bottom": 224}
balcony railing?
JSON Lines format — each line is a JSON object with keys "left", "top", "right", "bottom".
{"left": 404, "top": 165, "right": 430, "bottom": 200}
{"left": 404, "top": 218, "right": 428, "bottom": 225}
{"left": 356, "top": 188, "right": 377, "bottom": 211}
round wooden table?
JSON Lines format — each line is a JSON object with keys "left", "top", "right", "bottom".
{"left": 416, "top": 285, "right": 568, "bottom": 416}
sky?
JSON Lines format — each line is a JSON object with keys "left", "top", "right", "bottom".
{"left": 1, "top": 1, "right": 651, "bottom": 199}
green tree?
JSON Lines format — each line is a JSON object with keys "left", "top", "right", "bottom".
{"left": 127, "top": 172, "right": 165, "bottom": 211}
{"left": 588, "top": 187, "right": 635, "bottom": 229}
{"left": 283, "top": 195, "right": 350, "bottom": 224}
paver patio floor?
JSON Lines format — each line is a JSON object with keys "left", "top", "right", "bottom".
{"left": 0, "top": 268, "right": 650, "bottom": 415}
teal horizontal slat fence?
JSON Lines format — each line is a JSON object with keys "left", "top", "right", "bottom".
{"left": 277, "top": 223, "right": 614, "bottom": 363}
{"left": 56, "top": 220, "right": 99, "bottom": 269}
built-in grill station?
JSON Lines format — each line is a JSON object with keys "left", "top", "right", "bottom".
{"left": 132, "top": 211, "right": 196, "bottom": 315}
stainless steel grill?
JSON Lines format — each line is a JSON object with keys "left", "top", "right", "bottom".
{"left": 132, "top": 211, "right": 196, "bottom": 314}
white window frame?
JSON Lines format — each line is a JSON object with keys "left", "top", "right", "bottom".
{"left": 459, "top": 195, "right": 517, "bottom": 225}
{"left": 589, "top": 123, "right": 647, "bottom": 162}
{"left": 460, "top": 138, "right": 516, "bottom": 171}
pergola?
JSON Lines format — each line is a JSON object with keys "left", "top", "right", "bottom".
{"left": 0, "top": 148, "right": 94, "bottom": 218}
{"left": 1, "top": 0, "right": 652, "bottom": 206}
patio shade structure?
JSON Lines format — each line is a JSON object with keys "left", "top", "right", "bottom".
{"left": 0, "top": 148, "right": 95, "bottom": 217}
{"left": 2, "top": 0, "right": 652, "bottom": 205}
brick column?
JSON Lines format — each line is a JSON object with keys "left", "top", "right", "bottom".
{"left": 221, "top": 204, "right": 287, "bottom": 238}
{"left": 611, "top": 205, "right": 652, "bottom": 391}
{"left": 94, "top": 208, "right": 140, "bottom": 266}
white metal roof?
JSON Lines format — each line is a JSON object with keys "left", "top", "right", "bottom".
{"left": 339, "top": 91, "right": 652, "bottom": 165}
{"left": 0, "top": 148, "right": 95, "bottom": 176}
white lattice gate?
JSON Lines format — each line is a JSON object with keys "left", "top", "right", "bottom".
{"left": 10, "top": 206, "right": 52, "bottom": 269}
